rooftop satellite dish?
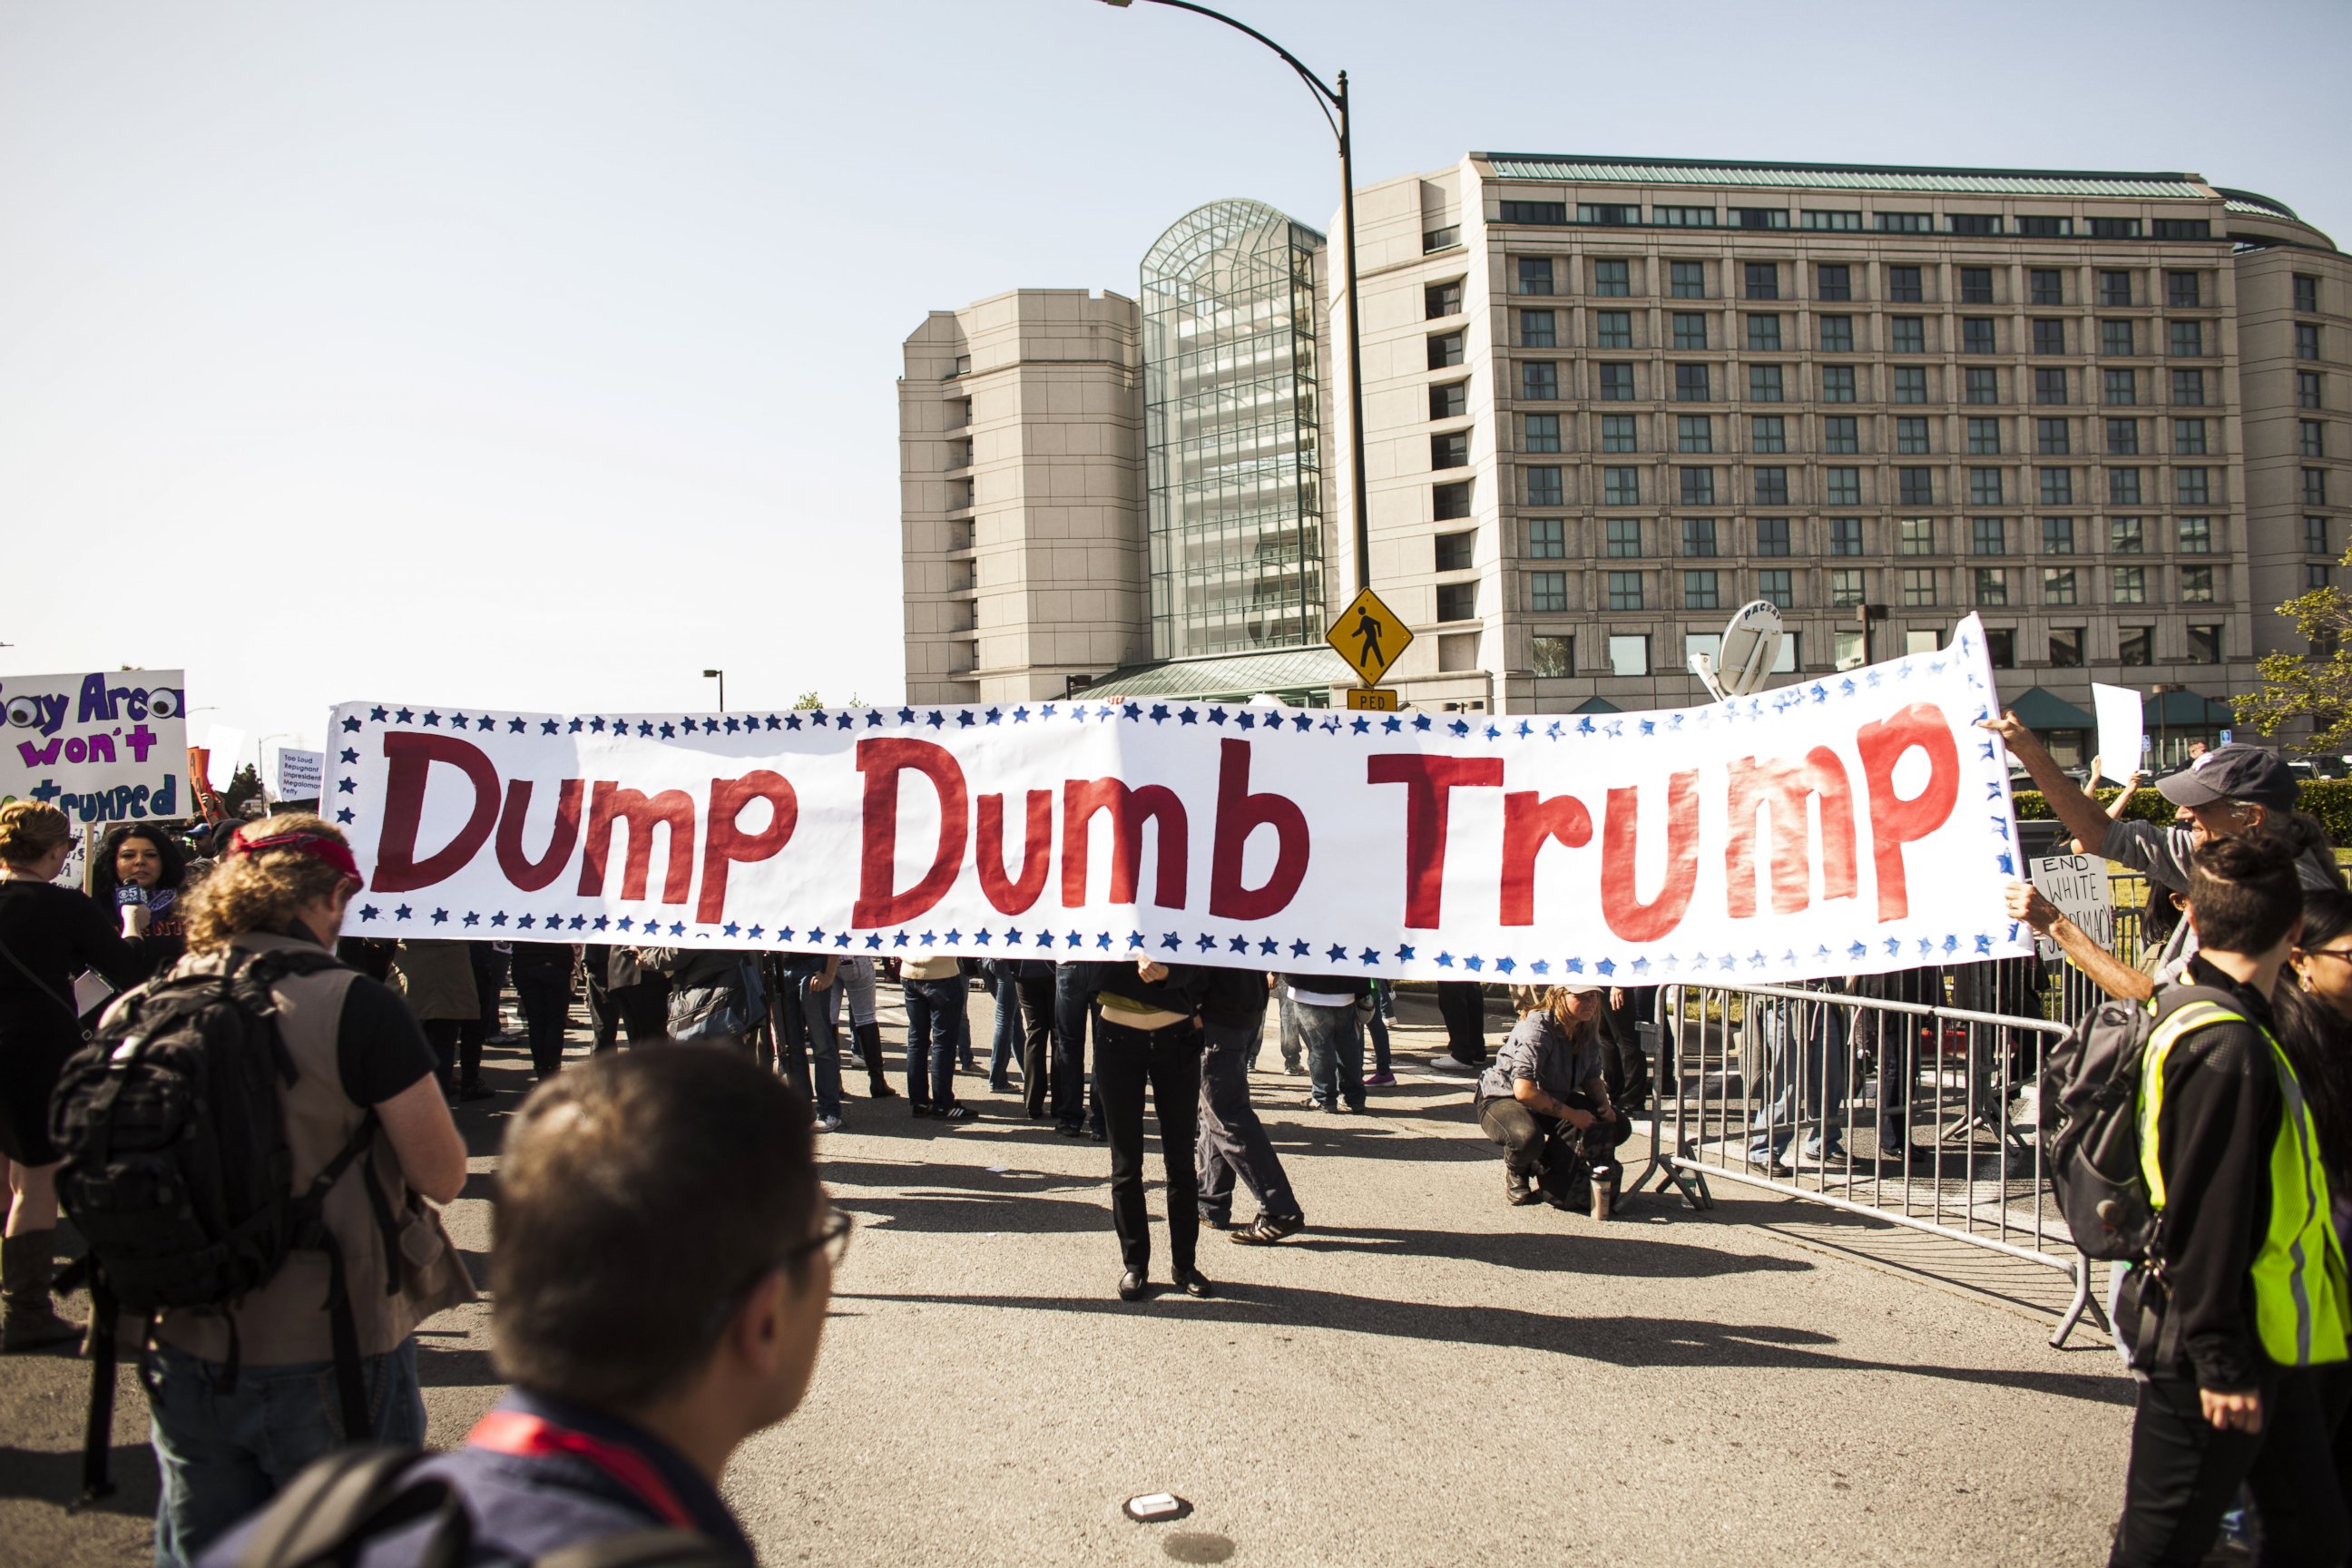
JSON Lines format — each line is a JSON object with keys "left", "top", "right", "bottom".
{"left": 1690, "top": 600, "right": 1785, "bottom": 702}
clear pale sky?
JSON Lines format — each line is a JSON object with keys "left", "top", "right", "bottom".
{"left": 5, "top": 0, "right": 2346, "bottom": 767}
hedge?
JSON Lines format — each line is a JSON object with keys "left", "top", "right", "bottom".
{"left": 2011, "top": 779, "right": 2352, "bottom": 843}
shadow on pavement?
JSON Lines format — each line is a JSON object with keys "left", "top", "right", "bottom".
{"left": 0, "top": 1441, "right": 160, "bottom": 1515}
{"left": 1282, "top": 1223, "right": 1816, "bottom": 1279}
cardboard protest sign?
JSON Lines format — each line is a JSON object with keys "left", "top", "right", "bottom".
{"left": 2027, "top": 852, "right": 2116, "bottom": 965}
{"left": 323, "top": 618, "right": 2031, "bottom": 985}
{"left": 1, "top": 669, "right": 187, "bottom": 828}
{"left": 273, "top": 748, "right": 325, "bottom": 801}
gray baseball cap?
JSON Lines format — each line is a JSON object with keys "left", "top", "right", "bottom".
{"left": 2156, "top": 744, "right": 2297, "bottom": 813}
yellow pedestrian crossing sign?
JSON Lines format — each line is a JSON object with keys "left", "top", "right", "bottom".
{"left": 1326, "top": 586, "right": 1412, "bottom": 687}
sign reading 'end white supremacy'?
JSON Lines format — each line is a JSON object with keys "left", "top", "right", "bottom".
{"left": 325, "top": 618, "right": 2032, "bottom": 985}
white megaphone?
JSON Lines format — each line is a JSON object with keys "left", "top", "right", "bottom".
{"left": 1690, "top": 600, "right": 1786, "bottom": 702}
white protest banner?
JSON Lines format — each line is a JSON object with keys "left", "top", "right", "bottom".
{"left": 1, "top": 670, "right": 188, "bottom": 828}
{"left": 2091, "top": 683, "right": 2145, "bottom": 786}
{"left": 323, "top": 618, "right": 2032, "bottom": 985}
{"left": 2028, "top": 852, "right": 2115, "bottom": 965}
{"left": 273, "top": 748, "right": 326, "bottom": 801}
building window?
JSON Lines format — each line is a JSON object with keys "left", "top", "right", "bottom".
{"left": 1671, "top": 312, "right": 1708, "bottom": 350}
{"left": 2180, "top": 565, "right": 2216, "bottom": 603}
{"left": 1892, "top": 368, "right": 1926, "bottom": 404}
{"left": 2043, "top": 516, "right": 2076, "bottom": 554}
{"left": 1529, "top": 571, "right": 1568, "bottom": 612}
{"left": 1644, "top": 205, "right": 1707, "bottom": 228}
{"left": 1429, "top": 381, "right": 1468, "bottom": 420}
{"left": 1898, "top": 468, "right": 1934, "bottom": 505}
{"left": 1976, "top": 418, "right": 2007, "bottom": 456}
{"left": 1680, "top": 468, "right": 1717, "bottom": 506}
{"left": 1807, "top": 211, "right": 1862, "bottom": 233}
{"left": 1594, "top": 310, "right": 1632, "bottom": 349}
{"left": 2032, "top": 418, "right": 2065, "bottom": 456}
{"left": 2040, "top": 467, "right": 2074, "bottom": 505}
{"left": 1578, "top": 202, "right": 1636, "bottom": 226}
{"left": 1818, "top": 263, "right": 1853, "bottom": 300}
{"left": 2106, "top": 418, "right": 2138, "bottom": 456}
{"left": 1825, "top": 466, "right": 1861, "bottom": 505}
{"left": 2030, "top": 269, "right": 2064, "bottom": 304}
{"left": 2187, "top": 624, "right": 2220, "bottom": 664}
{"left": 1684, "top": 570, "right": 1721, "bottom": 610}
{"left": 2171, "top": 369, "right": 2206, "bottom": 407}
{"left": 2176, "top": 410, "right": 2211, "bottom": 448}
{"left": 1890, "top": 265, "right": 1925, "bottom": 302}
{"left": 1747, "top": 314, "right": 1783, "bottom": 352}
{"left": 2310, "top": 563, "right": 2334, "bottom": 592}
{"left": 1753, "top": 467, "right": 1789, "bottom": 505}
{"left": 1435, "top": 529, "right": 1476, "bottom": 572}
{"left": 2100, "top": 270, "right": 2134, "bottom": 306}
{"left": 2043, "top": 569, "right": 2079, "bottom": 606}
{"left": 2050, "top": 627, "right": 2084, "bottom": 667}
{"left": 2104, "top": 368, "right": 2138, "bottom": 407}
{"left": 1985, "top": 627, "right": 2016, "bottom": 668}
{"left": 1681, "top": 516, "right": 1719, "bottom": 555}
{"left": 1433, "top": 481, "right": 1472, "bottom": 520}
{"left": 1973, "top": 516, "right": 2007, "bottom": 555}
{"left": 1965, "top": 368, "right": 2000, "bottom": 405}
{"left": 1426, "top": 279, "right": 1463, "bottom": 318}
{"left": 1670, "top": 260, "right": 1705, "bottom": 299}
{"left": 1424, "top": 224, "right": 1460, "bottom": 252}
{"left": 1524, "top": 414, "right": 1561, "bottom": 453}
{"left": 1606, "top": 574, "right": 1644, "bottom": 612}
{"left": 1742, "top": 415, "right": 1783, "bottom": 454}
{"left": 1524, "top": 361, "right": 1560, "bottom": 399}
{"left": 2308, "top": 515, "right": 2331, "bottom": 556}
{"left": 1830, "top": 567, "right": 1865, "bottom": 606}
{"left": 1822, "top": 366, "right": 1857, "bottom": 403}
{"left": 1963, "top": 318, "right": 1996, "bottom": 356}
{"left": 1597, "top": 363, "right": 1632, "bottom": 400}
{"left": 1951, "top": 213, "right": 2003, "bottom": 236}
{"left": 1433, "top": 431, "right": 1470, "bottom": 469}
{"left": 1891, "top": 316, "right": 1926, "bottom": 354}
{"left": 1830, "top": 518, "right": 1864, "bottom": 557}
{"left": 1608, "top": 632, "right": 1649, "bottom": 675}
{"left": 1878, "top": 212, "right": 1931, "bottom": 234}
{"left": 1593, "top": 260, "right": 1631, "bottom": 297}
{"left": 1501, "top": 201, "right": 1568, "bottom": 225}
{"left": 2178, "top": 467, "right": 2210, "bottom": 504}
{"left": 1601, "top": 414, "right": 1636, "bottom": 453}
{"left": 1675, "top": 364, "right": 1712, "bottom": 402}
{"left": 2109, "top": 468, "right": 2142, "bottom": 505}
{"left": 1744, "top": 262, "right": 1779, "bottom": 300}
{"left": 1960, "top": 267, "right": 1994, "bottom": 305}
{"left": 1895, "top": 416, "right": 1930, "bottom": 456}
{"left": 1602, "top": 466, "right": 1640, "bottom": 505}
{"left": 2114, "top": 565, "right": 2147, "bottom": 604}
{"left": 1428, "top": 331, "right": 1465, "bottom": 369}
{"left": 2296, "top": 274, "right": 2320, "bottom": 313}
{"left": 2033, "top": 318, "right": 2067, "bottom": 356}
{"left": 1824, "top": 416, "right": 1858, "bottom": 454}
{"left": 1531, "top": 634, "right": 1573, "bottom": 677}
{"left": 1733, "top": 208, "right": 1788, "bottom": 230}
{"left": 2301, "top": 420, "right": 2326, "bottom": 459}
{"left": 1602, "top": 519, "right": 1638, "bottom": 558}
{"left": 2119, "top": 626, "right": 2152, "bottom": 666}
{"left": 2034, "top": 368, "right": 2069, "bottom": 405}
{"left": 1749, "top": 365, "right": 1786, "bottom": 403}
{"left": 1758, "top": 568, "right": 1794, "bottom": 608}
{"left": 1524, "top": 466, "right": 1563, "bottom": 505}
{"left": 2298, "top": 323, "right": 2324, "bottom": 362}
{"left": 2091, "top": 218, "right": 2142, "bottom": 240}
{"left": 2307, "top": 467, "right": 2329, "bottom": 506}
{"left": 2111, "top": 515, "right": 2145, "bottom": 554}
{"left": 2300, "top": 371, "right": 2325, "bottom": 409}
{"left": 1898, "top": 517, "right": 1935, "bottom": 554}
{"left": 2102, "top": 319, "right": 2135, "bottom": 358}
{"left": 1975, "top": 567, "right": 2008, "bottom": 605}
{"left": 2180, "top": 515, "right": 2213, "bottom": 554}
{"left": 1517, "top": 257, "right": 1554, "bottom": 295}
{"left": 1968, "top": 467, "right": 2004, "bottom": 505}
{"left": 1677, "top": 415, "right": 1712, "bottom": 453}
{"left": 2170, "top": 319, "right": 2207, "bottom": 358}
{"left": 1902, "top": 567, "right": 1937, "bottom": 606}
{"left": 1818, "top": 314, "right": 1854, "bottom": 353}
{"left": 2164, "top": 270, "right": 2203, "bottom": 307}
{"left": 1518, "top": 309, "right": 1556, "bottom": 347}
{"left": 1436, "top": 582, "right": 1477, "bottom": 622}
{"left": 1757, "top": 516, "right": 1792, "bottom": 556}
{"left": 2022, "top": 216, "right": 2076, "bottom": 240}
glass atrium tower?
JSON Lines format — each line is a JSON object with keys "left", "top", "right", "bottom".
{"left": 1142, "top": 200, "right": 1328, "bottom": 660}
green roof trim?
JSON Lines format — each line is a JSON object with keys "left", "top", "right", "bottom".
{"left": 1571, "top": 696, "right": 1622, "bottom": 715}
{"left": 2215, "top": 186, "right": 2302, "bottom": 221}
{"left": 2146, "top": 690, "right": 2235, "bottom": 727}
{"left": 1083, "top": 646, "right": 1354, "bottom": 701}
{"left": 2008, "top": 685, "right": 2095, "bottom": 731}
{"left": 1478, "top": 152, "right": 2210, "bottom": 201}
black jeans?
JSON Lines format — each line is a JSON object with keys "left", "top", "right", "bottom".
{"left": 2111, "top": 1367, "right": 2350, "bottom": 1567}
{"left": 1475, "top": 1094, "right": 1559, "bottom": 1176}
{"left": 421, "top": 1019, "right": 462, "bottom": 1094}
{"left": 1436, "top": 982, "right": 1488, "bottom": 1063}
{"left": 1052, "top": 965, "right": 1096, "bottom": 1129}
{"left": 1197, "top": 1018, "right": 1301, "bottom": 1225}
{"left": 1094, "top": 1017, "right": 1201, "bottom": 1276}
{"left": 1013, "top": 974, "right": 1054, "bottom": 1116}
{"left": 513, "top": 975, "right": 570, "bottom": 1079}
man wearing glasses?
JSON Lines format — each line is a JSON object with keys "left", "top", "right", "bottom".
{"left": 201, "top": 1047, "right": 844, "bottom": 1565}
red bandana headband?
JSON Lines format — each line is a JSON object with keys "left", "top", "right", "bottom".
{"left": 226, "top": 827, "right": 365, "bottom": 888}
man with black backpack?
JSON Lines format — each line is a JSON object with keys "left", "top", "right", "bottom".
{"left": 2105, "top": 833, "right": 2352, "bottom": 1566}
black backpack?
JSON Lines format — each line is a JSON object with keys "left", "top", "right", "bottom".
{"left": 48, "top": 945, "right": 390, "bottom": 1501}
{"left": 2039, "top": 994, "right": 2165, "bottom": 1264}
{"left": 228, "top": 1446, "right": 746, "bottom": 1568}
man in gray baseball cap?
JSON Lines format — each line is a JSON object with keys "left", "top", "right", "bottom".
{"left": 1982, "top": 719, "right": 2344, "bottom": 1000}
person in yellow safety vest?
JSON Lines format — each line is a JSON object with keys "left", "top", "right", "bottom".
{"left": 2111, "top": 831, "right": 2352, "bottom": 1568}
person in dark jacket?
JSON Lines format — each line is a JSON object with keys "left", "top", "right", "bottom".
{"left": 507, "top": 942, "right": 575, "bottom": 1081}
{"left": 2109, "top": 833, "right": 2352, "bottom": 1567}
{"left": 1196, "top": 969, "right": 1304, "bottom": 1245}
{"left": 1071, "top": 956, "right": 1213, "bottom": 1300}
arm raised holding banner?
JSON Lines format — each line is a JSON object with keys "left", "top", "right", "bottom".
{"left": 1978, "top": 710, "right": 2119, "bottom": 854}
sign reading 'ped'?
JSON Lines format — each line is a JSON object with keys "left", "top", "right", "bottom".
{"left": 1, "top": 670, "right": 189, "bottom": 828}
{"left": 322, "top": 619, "right": 2032, "bottom": 985}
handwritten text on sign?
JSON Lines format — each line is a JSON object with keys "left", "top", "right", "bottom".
{"left": 326, "top": 620, "right": 2029, "bottom": 983}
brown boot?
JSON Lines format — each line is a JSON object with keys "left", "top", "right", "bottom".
{"left": 2, "top": 1231, "right": 83, "bottom": 1353}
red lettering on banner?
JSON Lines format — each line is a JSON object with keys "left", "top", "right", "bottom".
{"left": 1367, "top": 755, "right": 1504, "bottom": 927}
{"left": 700, "top": 771, "right": 798, "bottom": 924}
{"left": 376, "top": 732, "right": 502, "bottom": 893}
{"left": 1599, "top": 772, "right": 1700, "bottom": 942}
{"left": 1061, "top": 778, "right": 1187, "bottom": 908}
{"left": 577, "top": 784, "right": 696, "bottom": 904}
{"left": 1857, "top": 701, "right": 1961, "bottom": 922}
{"left": 1499, "top": 791, "right": 1592, "bottom": 926}
{"left": 1724, "top": 750, "right": 1858, "bottom": 918}
{"left": 976, "top": 791, "right": 1053, "bottom": 915}
{"left": 854, "top": 739, "right": 969, "bottom": 926}
{"left": 1209, "top": 740, "right": 1309, "bottom": 921}
{"left": 494, "top": 779, "right": 583, "bottom": 892}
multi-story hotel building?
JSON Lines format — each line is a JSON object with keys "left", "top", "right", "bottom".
{"left": 902, "top": 154, "right": 2350, "bottom": 758}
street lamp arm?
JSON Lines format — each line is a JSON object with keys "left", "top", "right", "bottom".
{"left": 1104, "top": 0, "right": 1341, "bottom": 139}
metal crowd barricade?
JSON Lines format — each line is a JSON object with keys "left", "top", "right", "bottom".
{"left": 1628, "top": 977, "right": 2107, "bottom": 1348}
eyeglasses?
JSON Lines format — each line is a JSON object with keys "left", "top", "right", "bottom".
{"left": 2299, "top": 947, "right": 2352, "bottom": 966}
{"left": 781, "top": 1208, "right": 855, "bottom": 1272}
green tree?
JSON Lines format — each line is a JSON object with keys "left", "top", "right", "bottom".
{"left": 221, "top": 762, "right": 265, "bottom": 816}
{"left": 2239, "top": 563, "right": 2352, "bottom": 751}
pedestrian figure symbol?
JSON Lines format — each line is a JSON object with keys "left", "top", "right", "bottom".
{"left": 1325, "top": 586, "right": 1411, "bottom": 686}
{"left": 1353, "top": 606, "right": 1384, "bottom": 671}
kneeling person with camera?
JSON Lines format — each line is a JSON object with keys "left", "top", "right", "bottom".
{"left": 1475, "top": 985, "right": 1626, "bottom": 1219}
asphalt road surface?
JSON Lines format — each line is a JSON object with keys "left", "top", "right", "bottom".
{"left": 0, "top": 990, "right": 2133, "bottom": 1567}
